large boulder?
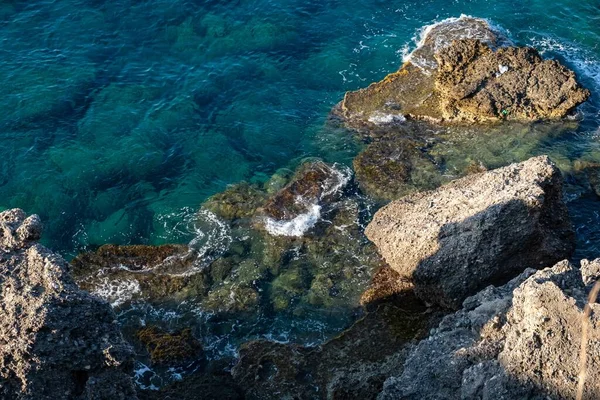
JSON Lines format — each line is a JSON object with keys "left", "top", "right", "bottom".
{"left": 378, "top": 259, "right": 600, "bottom": 400}
{"left": 0, "top": 209, "right": 137, "bottom": 400}
{"left": 365, "top": 156, "right": 575, "bottom": 308}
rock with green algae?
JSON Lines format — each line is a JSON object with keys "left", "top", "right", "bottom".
{"left": 230, "top": 294, "right": 442, "bottom": 400}
{"left": 353, "top": 137, "right": 443, "bottom": 201}
{"left": 343, "top": 116, "right": 577, "bottom": 201}
{"left": 202, "top": 182, "right": 266, "bottom": 221}
{"left": 136, "top": 326, "right": 203, "bottom": 366}
{"left": 72, "top": 244, "right": 209, "bottom": 306}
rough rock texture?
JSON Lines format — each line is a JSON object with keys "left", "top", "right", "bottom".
{"left": 352, "top": 137, "right": 443, "bottom": 201}
{"left": 379, "top": 259, "right": 600, "bottom": 400}
{"left": 365, "top": 156, "right": 575, "bottom": 308}
{"left": 136, "top": 326, "right": 203, "bottom": 366}
{"left": 0, "top": 209, "right": 137, "bottom": 400}
{"left": 435, "top": 39, "right": 590, "bottom": 123}
{"left": 335, "top": 16, "right": 588, "bottom": 129}
{"left": 258, "top": 160, "right": 350, "bottom": 222}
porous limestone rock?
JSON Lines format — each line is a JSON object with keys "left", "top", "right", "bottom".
{"left": 0, "top": 209, "right": 137, "bottom": 400}
{"left": 365, "top": 156, "right": 574, "bottom": 308}
{"left": 378, "top": 259, "right": 600, "bottom": 400}
{"left": 335, "top": 16, "right": 588, "bottom": 128}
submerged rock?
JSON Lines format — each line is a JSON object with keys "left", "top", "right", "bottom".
{"left": 365, "top": 156, "right": 575, "bottom": 308}
{"left": 0, "top": 209, "right": 137, "bottom": 400}
{"left": 231, "top": 297, "right": 439, "bottom": 400}
{"left": 72, "top": 244, "right": 208, "bottom": 307}
{"left": 335, "top": 16, "right": 589, "bottom": 128}
{"left": 379, "top": 259, "right": 600, "bottom": 400}
{"left": 136, "top": 326, "right": 203, "bottom": 366}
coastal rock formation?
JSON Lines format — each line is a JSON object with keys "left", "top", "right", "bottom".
{"left": 335, "top": 17, "right": 589, "bottom": 128}
{"left": 435, "top": 39, "right": 590, "bottom": 123}
{"left": 365, "top": 156, "right": 575, "bottom": 308}
{"left": 379, "top": 259, "right": 600, "bottom": 400}
{"left": 257, "top": 160, "right": 351, "bottom": 235}
{"left": 0, "top": 209, "right": 137, "bottom": 400}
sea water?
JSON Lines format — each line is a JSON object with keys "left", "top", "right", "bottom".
{"left": 3, "top": 0, "right": 600, "bottom": 386}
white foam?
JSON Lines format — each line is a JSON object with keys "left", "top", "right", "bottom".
{"left": 92, "top": 278, "right": 141, "bottom": 307}
{"left": 264, "top": 204, "right": 322, "bottom": 237}
{"left": 263, "top": 163, "right": 352, "bottom": 238}
{"left": 402, "top": 14, "right": 509, "bottom": 73}
{"left": 368, "top": 112, "right": 406, "bottom": 125}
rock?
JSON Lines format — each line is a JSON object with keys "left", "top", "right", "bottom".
{"left": 231, "top": 299, "right": 439, "bottom": 400}
{"left": 136, "top": 326, "right": 203, "bottom": 366}
{"left": 378, "top": 268, "right": 541, "bottom": 400}
{"left": 72, "top": 244, "right": 209, "bottom": 307}
{"left": 334, "top": 16, "right": 588, "bottom": 129}
{"left": 378, "top": 259, "right": 600, "bottom": 400}
{"left": 202, "top": 182, "right": 266, "bottom": 221}
{"left": 0, "top": 209, "right": 137, "bottom": 400}
{"left": 353, "top": 138, "right": 443, "bottom": 201}
{"left": 435, "top": 39, "right": 590, "bottom": 123}
{"left": 258, "top": 160, "right": 351, "bottom": 236}
{"left": 365, "top": 156, "right": 575, "bottom": 308}
{"left": 136, "top": 368, "right": 244, "bottom": 400}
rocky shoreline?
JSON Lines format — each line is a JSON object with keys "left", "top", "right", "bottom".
{"left": 2, "top": 15, "right": 600, "bottom": 400}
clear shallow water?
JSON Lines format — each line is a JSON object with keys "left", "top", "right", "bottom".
{"left": 1, "top": 0, "right": 599, "bottom": 258}
{"left": 4, "top": 0, "right": 600, "bottom": 389}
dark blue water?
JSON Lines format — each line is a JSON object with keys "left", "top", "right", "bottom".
{"left": 2, "top": 0, "right": 600, "bottom": 259}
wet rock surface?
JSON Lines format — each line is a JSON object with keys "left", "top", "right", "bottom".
{"left": 231, "top": 295, "right": 441, "bottom": 400}
{"left": 366, "top": 156, "right": 575, "bottom": 308}
{"left": 335, "top": 17, "right": 588, "bottom": 128}
{"left": 0, "top": 209, "right": 137, "bottom": 400}
{"left": 72, "top": 244, "right": 207, "bottom": 306}
{"left": 379, "top": 259, "right": 600, "bottom": 400}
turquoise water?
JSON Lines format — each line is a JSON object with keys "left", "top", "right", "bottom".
{"left": 1, "top": 0, "right": 600, "bottom": 257}
{"left": 4, "top": 0, "right": 600, "bottom": 389}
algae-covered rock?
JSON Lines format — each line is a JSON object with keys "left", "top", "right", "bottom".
{"left": 258, "top": 160, "right": 351, "bottom": 230}
{"left": 353, "top": 138, "right": 443, "bottom": 201}
{"left": 137, "top": 326, "right": 203, "bottom": 366}
{"left": 231, "top": 298, "right": 439, "bottom": 400}
{"left": 366, "top": 156, "right": 574, "bottom": 308}
{"left": 72, "top": 244, "right": 209, "bottom": 306}
{"left": 0, "top": 209, "right": 137, "bottom": 400}
{"left": 202, "top": 182, "right": 266, "bottom": 221}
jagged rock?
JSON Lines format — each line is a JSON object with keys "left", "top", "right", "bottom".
{"left": 435, "top": 39, "right": 590, "bottom": 123}
{"left": 0, "top": 209, "right": 137, "bottom": 400}
{"left": 365, "top": 156, "right": 575, "bottom": 308}
{"left": 335, "top": 16, "right": 588, "bottom": 129}
{"left": 378, "top": 259, "right": 600, "bottom": 400}
{"left": 257, "top": 160, "right": 351, "bottom": 235}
